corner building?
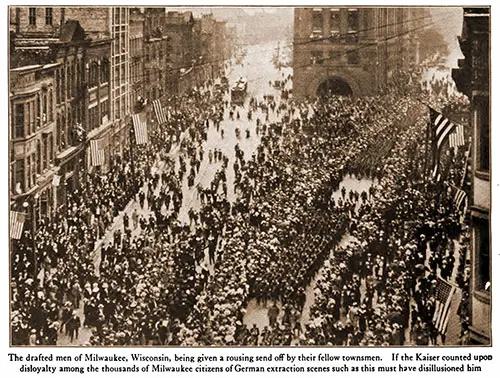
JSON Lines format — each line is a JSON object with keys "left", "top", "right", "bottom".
{"left": 452, "top": 7, "right": 491, "bottom": 345}
{"left": 293, "top": 7, "right": 427, "bottom": 98}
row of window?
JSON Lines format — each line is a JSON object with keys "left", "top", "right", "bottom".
{"left": 11, "top": 134, "right": 54, "bottom": 194}
{"left": 28, "top": 7, "right": 52, "bottom": 26}
{"left": 88, "top": 101, "right": 109, "bottom": 133}
{"left": 310, "top": 50, "right": 359, "bottom": 65}
{"left": 312, "top": 8, "right": 359, "bottom": 34}
{"left": 12, "top": 89, "right": 54, "bottom": 139}
{"left": 88, "top": 60, "right": 110, "bottom": 88}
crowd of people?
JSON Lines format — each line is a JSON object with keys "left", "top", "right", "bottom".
{"left": 11, "top": 56, "right": 472, "bottom": 347}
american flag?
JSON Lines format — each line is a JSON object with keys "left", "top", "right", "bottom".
{"left": 152, "top": 99, "right": 167, "bottom": 124}
{"left": 10, "top": 211, "right": 26, "bottom": 240}
{"left": 449, "top": 123, "right": 465, "bottom": 148}
{"left": 90, "top": 139, "right": 105, "bottom": 166}
{"left": 432, "top": 277, "right": 457, "bottom": 334}
{"left": 132, "top": 113, "right": 148, "bottom": 145}
{"left": 430, "top": 108, "right": 456, "bottom": 181}
{"left": 453, "top": 186, "right": 467, "bottom": 209}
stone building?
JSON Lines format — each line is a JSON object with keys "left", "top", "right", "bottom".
{"left": 292, "top": 7, "right": 427, "bottom": 98}
{"left": 452, "top": 7, "right": 491, "bottom": 345}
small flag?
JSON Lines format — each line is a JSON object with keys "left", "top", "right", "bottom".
{"left": 453, "top": 186, "right": 467, "bottom": 209}
{"left": 10, "top": 211, "right": 26, "bottom": 240}
{"left": 52, "top": 174, "right": 61, "bottom": 187}
{"left": 132, "top": 113, "right": 148, "bottom": 145}
{"left": 90, "top": 139, "right": 105, "bottom": 166}
{"left": 449, "top": 123, "right": 465, "bottom": 148}
{"left": 432, "top": 277, "right": 457, "bottom": 334}
{"left": 152, "top": 99, "right": 167, "bottom": 124}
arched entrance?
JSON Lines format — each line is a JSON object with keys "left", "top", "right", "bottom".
{"left": 317, "top": 76, "right": 353, "bottom": 97}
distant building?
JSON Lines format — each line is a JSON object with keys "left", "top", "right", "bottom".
{"left": 165, "top": 11, "right": 196, "bottom": 94}
{"left": 292, "top": 7, "right": 427, "bottom": 98}
{"left": 452, "top": 7, "right": 491, "bottom": 345}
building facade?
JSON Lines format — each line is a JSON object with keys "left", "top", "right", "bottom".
{"left": 165, "top": 11, "right": 196, "bottom": 95}
{"left": 292, "top": 7, "right": 427, "bottom": 98}
{"left": 452, "top": 7, "right": 491, "bottom": 345}
{"left": 143, "top": 7, "right": 169, "bottom": 102}
{"left": 10, "top": 63, "right": 58, "bottom": 223}
{"left": 129, "top": 8, "right": 144, "bottom": 107}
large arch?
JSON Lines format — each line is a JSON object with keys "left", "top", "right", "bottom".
{"left": 302, "top": 67, "right": 370, "bottom": 99}
{"left": 316, "top": 76, "right": 353, "bottom": 97}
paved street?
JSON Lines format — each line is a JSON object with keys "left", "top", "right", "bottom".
{"left": 58, "top": 40, "right": 290, "bottom": 345}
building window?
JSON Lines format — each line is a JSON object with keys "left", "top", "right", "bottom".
{"left": 35, "top": 95, "right": 40, "bottom": 129}
{"left": 348, "top": 50, "right": 359, "bottom": 65}
{"left": 56, "top": 116, "right": 61, "bottom": 151}
{"left": 49, "top": 89, "right": 53, "bottom": 121}
{"left": 43, "top": 136, "right": 48, "bottom": 170}
{"left": 26, "top": 155, "right": 31, "bottom": 189}
{"left": 36, "top": 140, "right": 42, "bottom": 174}
{"left": 43, "top": 93, "right": 47, "bottom": 123}
{"left": 475, "top": 219, "right": 490, "bottom": 292}
{"left": 312, "top": 9, "right": 323, "bottom": 33}
{"left": 330, "top": 9, "right": 340, "bottom": 33}
{"left": 310, "top": 51, "right": 323, "bottom": 65}
{"left": 115, "top": 98, "right": 120, "bottom": 120}
{"left": 55, "top": 70, "right": 60, "bottom": 104}
{"left": 475, "top": 96, "right": 489, "bottom": 172}
{"left": 14, "top": 103, "right": 25, "bottom": 138}
{"left": 29, "top": 8, "right": 36, "bottom": 25}
{"left": 15, "top": 159, "right": 25, "bottom": 193}
{"left": 100, "top": 59, "right": 109, "bottom": 84}
{"left": 31, "top": 152, "right": 36, "bottom": 186}
{"left": 101, "top": 100, "right": 109, "bottom": 122}
{"left": 347, "top": 9, "right": 359, "bottom": 32}
{"left": 45, "top": 8, "right": 53, "bottom": 25}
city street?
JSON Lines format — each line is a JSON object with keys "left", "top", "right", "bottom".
{"left": 11, "top": 6, "right": 483, "bottom": 348}
{"left": 57, "top": 40, "right": 290, "bottom": 345}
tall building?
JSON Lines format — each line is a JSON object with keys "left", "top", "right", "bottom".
{"left": 165, "top": 11, "right": 195, "bottom": 94}
{"left": 143, "top": 7, "right": 169, "bottom": 102}
{"left": 64, "top": 7, "right": 131, "bottom": 160}
{"left": 292, "top": 7, "right": 427, "bottom": 98}
{"left": 129, "top": 8, "right": 144, "bottom": 107}
{"left": 452, "top": 7, "right": 491, "bottom": 345}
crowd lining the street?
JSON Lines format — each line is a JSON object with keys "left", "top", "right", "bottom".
{"left": 11, "top": 63, "right": 472, "bottom": 346}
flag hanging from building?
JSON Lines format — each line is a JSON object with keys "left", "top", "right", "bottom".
{"left": 453, "top": 186, "right": 467, "bottom": 209}
{"left": 152, "top": 99, "right": 167, "bottom": 124}
{"left": 432, "top": 277, "right": 457, "bottom": 334}
{"left": 449, "top": 123, "right": 465, "bottom": 148}
{"left": 10, "top": 211, "right": 26, "bottom": 240}
{"left": 90, "top": 139, "right": 105, "bottom": 166}
{"left": 132, "top": 113, "right": 148, "bottom": 145}
{"left": 430, "top": 108, "right": 456, "bottom": 181}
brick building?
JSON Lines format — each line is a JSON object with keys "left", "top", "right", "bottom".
{"left": 292, "top": 7, "right": 427, "bottom": 98}
{"left": 143, "top": 7, "right": 169, "bottom": 102}
{"left": 452, "top": 7, "right": 491, "bottom": 345}
{"left": 164, "top": 11, "right": 196, "bottom": 94}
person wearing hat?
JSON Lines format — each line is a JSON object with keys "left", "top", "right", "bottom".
{"left": 67, "top": 311, "right": 81, "bottom": 343}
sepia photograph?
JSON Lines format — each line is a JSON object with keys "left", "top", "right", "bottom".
{"left": 8, "top": 5, "right": 491, "bottom": 347}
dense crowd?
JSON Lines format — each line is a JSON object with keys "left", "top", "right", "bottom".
{"left": 11, "top": 60, "right": 472, "bottom": 346}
